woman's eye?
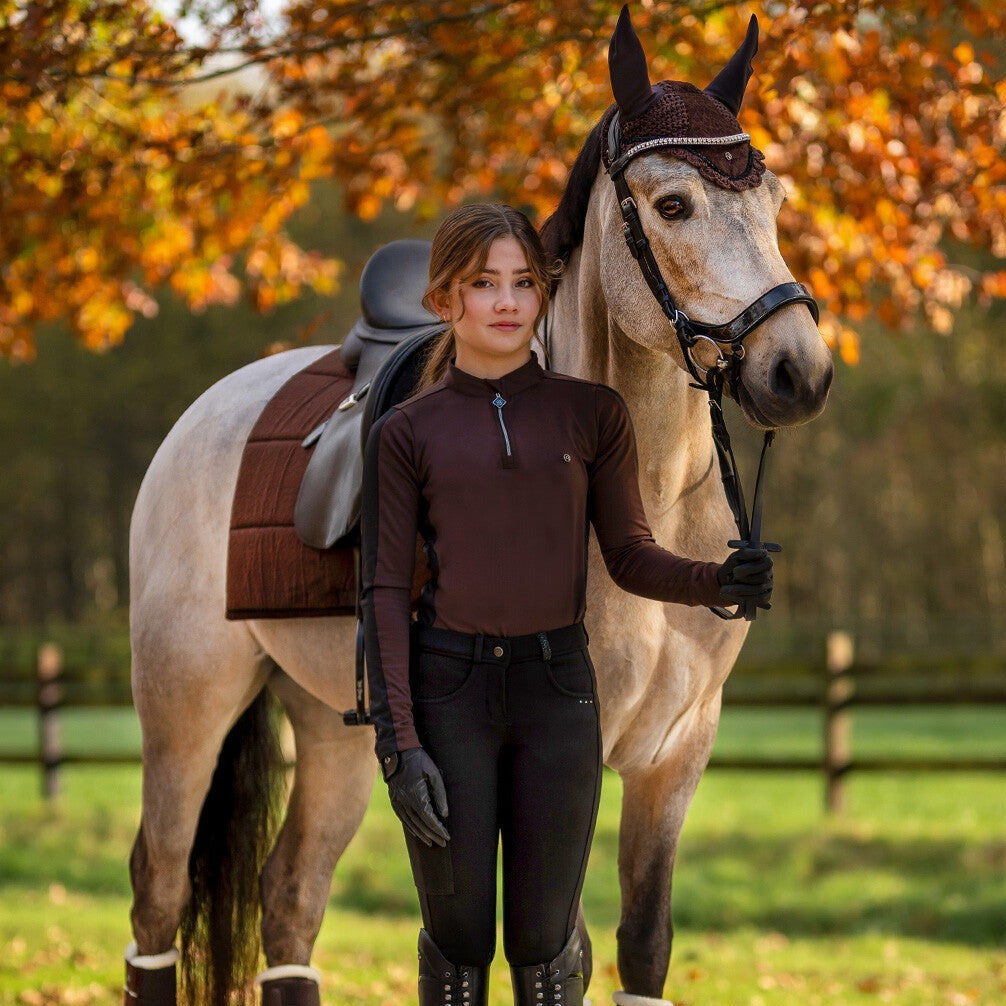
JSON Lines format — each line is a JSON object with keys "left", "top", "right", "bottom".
{"left": 516, "top": 278, "right": 535, "bottom": 288}
{"left": 656, "top": 196, "right": 688, "bottom": 220}
{"left": 472, "top": 278, "right": 492, "bottom": 288}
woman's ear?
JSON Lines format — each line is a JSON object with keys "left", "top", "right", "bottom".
{"left": 429, "top": 287, "right": 452, "bottom": 322}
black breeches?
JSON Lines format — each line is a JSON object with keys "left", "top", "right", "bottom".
{"left": 403, "top": 622, "right": 602, "bottom": 969}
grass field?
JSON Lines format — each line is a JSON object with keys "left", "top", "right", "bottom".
{"left": 1, "top": 706, "right": 1004, "bottom": 1005}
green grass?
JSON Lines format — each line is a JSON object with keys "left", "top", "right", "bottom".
{"left": 0, "top": 708, "right": 141, "bottom": 758}
{"left": 1, "top": 708, "right": 1005, "bottom": 1005}
{"left": 4, "top": 704, "right": 1005, "bottom": 761}
{"left": 712, "top": 706, "right": 1006, "bottom": 761}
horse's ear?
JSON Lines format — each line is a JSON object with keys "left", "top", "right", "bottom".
{"left": 704, "top": 14, "right": 759, "bottom": 116}
{"left": 608, "top": 4, "right": 657, "bottom": 120}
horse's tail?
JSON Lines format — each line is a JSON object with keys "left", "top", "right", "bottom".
{"left": 180, "top": 686, "right": 285, "bottom": 1006}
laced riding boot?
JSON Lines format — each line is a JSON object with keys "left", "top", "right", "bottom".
{"left": 418, "top": 929, "right": 489, "bottom": 1006}
{"left": 122, "top": 942, "right": 178, "bottom": 1006}
{"left": 510, "top": 929, "right": 584, "bottom": 1006}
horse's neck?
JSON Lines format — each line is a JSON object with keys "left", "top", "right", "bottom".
{"left": 550, "top": 246, "right": 726, "bottom": 552}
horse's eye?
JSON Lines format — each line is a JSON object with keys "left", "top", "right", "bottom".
{"left": 656, "top": 196, "right": 688, "bottom": 221}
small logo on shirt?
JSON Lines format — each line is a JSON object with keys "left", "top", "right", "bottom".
{"left": 562, "top": 453, "right": 572, "bottom": 463}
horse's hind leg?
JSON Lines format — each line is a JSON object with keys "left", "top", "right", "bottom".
{"left": 128, "top": 626, "right": 270, "bottom": 960}
{"left": 259, "top": 669, "right": 377, "bottom": 973}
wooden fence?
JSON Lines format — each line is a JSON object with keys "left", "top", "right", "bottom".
{"left": 710, "top": 631, "right": 1006, "bottom": 810}
{"left": 3, "top": 632, "right": 1006, "bottom": 810}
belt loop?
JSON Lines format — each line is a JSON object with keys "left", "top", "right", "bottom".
{"left": 473, "top": 634, "right": 484, "bottom": 664}
{"left": 537, "top": 631, "right": 551, "bottom": 664}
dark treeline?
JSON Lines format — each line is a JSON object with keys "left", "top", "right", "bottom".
{"left": 741, "top": 283, "right": 1006, "bottom": 662}
{"left": 1, "top": 188, "right": 1003, "bottom": 662}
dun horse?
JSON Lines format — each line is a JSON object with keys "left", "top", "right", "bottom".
{"left": 125, "top": 11, "right": 832, "bottom": 1006}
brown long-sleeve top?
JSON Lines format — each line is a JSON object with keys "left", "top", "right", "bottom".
{"left": 360, "top": 354, "right": 723, "bottom": 757}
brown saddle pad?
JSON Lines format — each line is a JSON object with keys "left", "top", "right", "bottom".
{"left": 226, "top": 348, "right": 358, "bottom": 619}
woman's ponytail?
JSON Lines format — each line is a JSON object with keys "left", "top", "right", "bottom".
{"left": 415, "top": 327, "right": 455, "bottom": 391}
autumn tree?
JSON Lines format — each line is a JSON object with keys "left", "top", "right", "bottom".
{"left": 1, "top": 0, "right": 1003, "bottom": 363}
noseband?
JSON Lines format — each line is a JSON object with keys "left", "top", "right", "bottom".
{"left": 605, "top": 112, "right": 820, "bottom": 620}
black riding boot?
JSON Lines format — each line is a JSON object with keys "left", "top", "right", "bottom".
{"left": 418, "top": 929, "right": 489, "bottom": 1006}
{"left": 510, "top": 930, "right": 584, "bottom": 1006}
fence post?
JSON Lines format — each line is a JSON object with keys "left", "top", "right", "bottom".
{"left": 37, "top": 642, "right": 64, "bottom": 802}
{"left": 824, "top": 631, "right": 854, "bottom": 813}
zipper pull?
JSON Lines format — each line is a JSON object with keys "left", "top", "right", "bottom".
{"left": 491, "top": 392, "right": 516, "bottom": 466}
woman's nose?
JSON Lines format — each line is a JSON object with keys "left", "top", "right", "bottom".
{"left": 496, "top": 286, "right": 518, "bottom": 311}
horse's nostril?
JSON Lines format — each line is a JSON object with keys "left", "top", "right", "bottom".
{"left": 770, "top": 355, "right": 798, "bottom": 401}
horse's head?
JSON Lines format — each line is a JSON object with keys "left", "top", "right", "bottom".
{"left": 590, "top": 6, "right": 832, "bottom": 429}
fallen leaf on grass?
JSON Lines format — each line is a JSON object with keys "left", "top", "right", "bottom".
{"left": 945, "top": 991, "right": 979, "bottom": 1005}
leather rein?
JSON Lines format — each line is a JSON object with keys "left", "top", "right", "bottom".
{"left": 605, "top": 113, "right": 820, "bottom": 621}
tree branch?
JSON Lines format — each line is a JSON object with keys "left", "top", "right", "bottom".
{"left": 31, "top": 2, "right": 517, "bottom": 88}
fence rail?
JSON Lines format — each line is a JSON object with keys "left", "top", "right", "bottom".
{"left": 3, "top": 632, "right": 1006, "bottom": 810}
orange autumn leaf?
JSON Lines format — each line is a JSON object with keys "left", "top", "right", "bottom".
{"left": 0, "top": 0, "right": 1003, "bottom": 358}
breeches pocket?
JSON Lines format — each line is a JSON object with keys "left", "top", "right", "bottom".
{"left": 544, "top": 648, "right": 596, "bottom": 698}
{"left": 411, "top": 649, "right": 476, "bottom": 704}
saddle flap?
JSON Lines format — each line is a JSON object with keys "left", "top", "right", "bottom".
{"left": 294, "top": 326, "right": 443, "bottom": 549}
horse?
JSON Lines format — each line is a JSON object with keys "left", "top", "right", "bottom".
{"left": 125, "top": 10, "right": 832, "bottom": 1006}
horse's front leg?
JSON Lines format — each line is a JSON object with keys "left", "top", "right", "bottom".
{"left": 613, "top": 698, "right": 721, "bottom": 1003}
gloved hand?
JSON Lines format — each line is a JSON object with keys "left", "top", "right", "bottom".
{"left": 717, "top": 546, "right": 774, "bottom": 610}
{"left": 385, "top": 747, "right": 450, "bottom": 847}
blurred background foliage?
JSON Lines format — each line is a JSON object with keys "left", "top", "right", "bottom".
{"left": 0, "top": 1, "right": 1003, "bottom": 665}
{"left": 0, "top": 179, "right": 1002, "bottom": 664}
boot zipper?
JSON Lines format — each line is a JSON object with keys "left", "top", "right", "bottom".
{"left": 491, "top": 393, "right": 513, "bottom": 458}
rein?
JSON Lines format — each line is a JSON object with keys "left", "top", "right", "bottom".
{"left": 605, "top": 113, "right": 820, "bottom": 621}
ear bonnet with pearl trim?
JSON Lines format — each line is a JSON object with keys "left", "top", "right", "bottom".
{"left": 602, "top": 5, "right": 766, "bottom": 191}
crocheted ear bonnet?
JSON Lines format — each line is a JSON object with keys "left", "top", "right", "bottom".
{"left": 602, "top": 6, "right": 766, "bottom": 191}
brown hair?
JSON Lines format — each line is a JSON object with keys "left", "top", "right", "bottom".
{"left": 417, "top": 203, "right": 557, "bottom": 390}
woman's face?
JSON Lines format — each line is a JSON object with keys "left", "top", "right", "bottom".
{"left": 433, "top": 235, "right": 541, "bottom": 379}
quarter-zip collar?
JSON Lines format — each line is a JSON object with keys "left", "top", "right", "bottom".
{"left": 444, "top": 353, "right": 544, "bottom": 398}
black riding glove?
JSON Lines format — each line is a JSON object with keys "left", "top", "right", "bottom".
{"left": 717, "top": 546, "right": 774, "bottom": 610}
{"left": 385, "top": 747, "right": 450, "bottom": 847}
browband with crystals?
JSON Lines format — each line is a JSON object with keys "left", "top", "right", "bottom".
{"left": 622, "top": 132, "right": 750, "bottom": 152}
{"left": 609, "top": 132, "right": 753, "bottom": 177}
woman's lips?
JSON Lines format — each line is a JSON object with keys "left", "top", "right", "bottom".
{"left": 491, "top": 322, "right": 521, "bottom": 330}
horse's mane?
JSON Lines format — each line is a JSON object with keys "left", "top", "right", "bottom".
{"left": 540, "top": 112, "right": 609, "bottom": 272}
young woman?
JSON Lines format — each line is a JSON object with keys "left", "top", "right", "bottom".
{"left": 360, "top": 203, "right": 772, "bottom": 1006}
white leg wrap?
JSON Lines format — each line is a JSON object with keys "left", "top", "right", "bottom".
{"left": 124, "top": 941, "right": 180, "bottom": 970}
{"left": 254, "top": 965, "right": 322, "bottom": 986}
{"left": 612, "top": 992, "right": 674, "bottom": 1006}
